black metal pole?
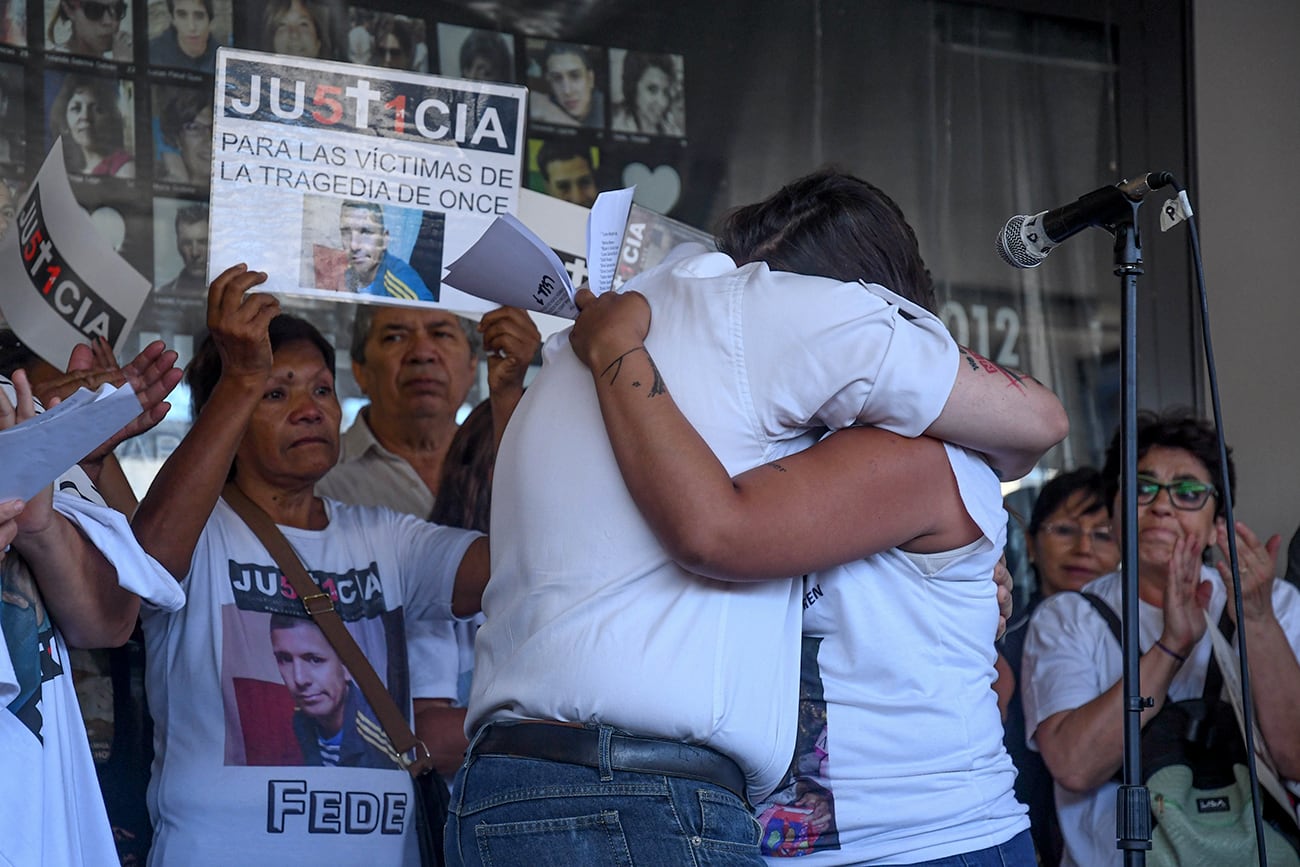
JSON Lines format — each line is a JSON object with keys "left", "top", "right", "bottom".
{"left": 1113, "top": 205, "right": 1152, "bottom": 866}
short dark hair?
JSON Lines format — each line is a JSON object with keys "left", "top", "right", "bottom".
{"left": 159, "top": 89, "right": 208, "bottom": 150}
{"left": 459, "top": 30, "right": 512, "bottom": 81}
{"left": 268, "top": 612, "right": 312, "bottom": 633}
{"left": 715, "top": 168, "right": 936, "bottom": 311}
{"left": 1028, "top": 467, "right": 1108, "bottom": 536}
{"left": 1100, "top": 408, "right": 1235, "bottom": 521}
{"left": 536, "top": 139, "right": 593, "bottom": 181}
{"left": 620, "top": 52, "right": 675, "bottom": 114}
{"left": 187, "top": 313, "right": 335, "bottom": 418}
{"left": 347, "top": 306, "right": 481, "bottom": 366}
{"left": 167, "top": 0, "right": 214, "bottom": 17}
{"left": 543, "top": 41, "right": 591, "bottom": 73}
{"left": 340, "top": 199, "right": 384, "bottom": 226}
{"left": 175, "top": 202, "right": 207, "bottom": 234}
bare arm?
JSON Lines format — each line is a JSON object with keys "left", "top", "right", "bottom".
{"left": 928, "top": 347, "right": 1070, "bottom": 480}
{"left": 90, "top": 454, "right": 138, "bottom": 516}
{"left": 1218, "top": 522, "right": 1300, "bottom": 777}
{"left": 1035, "top": 534, "right": 1208, "bottom": 791}
{"left": 450, "top": 536, "right": 490, "bottom": 616}
{"left": 568, "top": 289, "right": 977, "bottom": 581}
{"left": 3, "top": 371, "right": 136, "bottom": 647}
{"left": 132, "top": 265, "right": 280, "bottom": 579}
{"left": 414, "top": 698, "right": 469, "bottom": 776}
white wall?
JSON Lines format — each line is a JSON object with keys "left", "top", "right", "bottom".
{"left": 1194, "top": 0, "right": 1300, "bottom": 546}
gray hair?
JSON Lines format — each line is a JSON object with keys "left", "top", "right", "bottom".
{"left": 348, "top": 307, "right": 482, "bottom": 365}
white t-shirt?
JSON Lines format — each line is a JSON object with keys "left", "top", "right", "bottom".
{"left": 0, "top": 377, "right": 184, "bottom": 867}
{"left": 317, "top": 413, "right": 459, "bottom": 703}
{"left": 470, "top": 247, "right": 960, "bottom": 801}
{"left": 1021, "top": 568, "right": 1300, "bottom": 867}
{"left": 755, "top": 443, "right": 1027, "bottom": 864}
{"left": 141, "top": 497, "right": 479, "bottom": 867}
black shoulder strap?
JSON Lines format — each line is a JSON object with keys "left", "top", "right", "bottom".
{"left": 1078, "top": 591, "right": 1123, "bottom": 644}
{"left": 1076, "top": 590, "right": 1234, "bottom": 702}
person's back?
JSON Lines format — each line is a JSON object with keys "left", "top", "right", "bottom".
{"left": 470, "top": 246, "right": 958, "bottom": 796}
{"left": 454, "top": 169, "right": 1068, "bottom": 867}
{"left": 756, "top": 442, "right": 1028, "bottom": 863}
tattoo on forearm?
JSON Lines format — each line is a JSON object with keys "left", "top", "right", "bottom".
{"left": 600, "top": 345, "right": 666, "bottom": 397}
{"left": 601, "top": 346, "right": 647, "bottom": 382}
{"left": 959, "top": 347, "right": 1037, "bottom": 393}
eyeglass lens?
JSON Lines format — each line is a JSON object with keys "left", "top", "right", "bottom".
{"left": 1043, "top": 523, "right": 1115, "bottom": 545}
{"left": 1135, "top": 475, "right": 1214, "bottom": 509}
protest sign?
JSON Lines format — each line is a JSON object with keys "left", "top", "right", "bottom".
{"left": 209, "top": 47, "right": 528, "bottom": 315}
{"left": 0, "top": 141, "right": 152, "bottom": 366}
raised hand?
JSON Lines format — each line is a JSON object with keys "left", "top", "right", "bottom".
{"left": 569, "top": 286, "right": 651, "bottom": 373}
{"left": 59, "top": 338, "right": 185, "bottom": 466}
{"left": 1159, "top": 531, "right": 1212, "bottom": 656}
{"left": 207, "top": 264, "right": 279, "bottom": 384}
{"left": 480, "top": 306, "right": 541, "bottom": 397}
{"left": 1217, "top": 521, "right": 1283, "bottom": 625}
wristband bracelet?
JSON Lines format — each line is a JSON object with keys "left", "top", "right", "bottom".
{"left": 1154, "top": 639, "right": 1187, "bottom": 664}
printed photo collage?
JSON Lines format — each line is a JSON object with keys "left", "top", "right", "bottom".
{"left": 0, "top": 1, "right": 693, "bottom": 476}
{"left": 0, "top": 3, "right": 689, "bottom": 335}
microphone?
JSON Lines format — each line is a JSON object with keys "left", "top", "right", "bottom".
{"left": 996, "top": 172, "right": 1175, "bottom": 268}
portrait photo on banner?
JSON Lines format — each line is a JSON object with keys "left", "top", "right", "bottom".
{"left": 45, "top": 70, "right": 136, "bottom": 179}
{"left": 436, "top": 23, "right": 515, "bottom": 84}
{"left": 44, "top": 0, "right": 134, "bottom": 62}
{"left": 222, "top": 603, "right": 406, "bottom": 769}
{"left": 146, "top": 0, "right": 233, "bottom": 73}
{"left": 209, "top": 48, "right": 526, "bottom": 313}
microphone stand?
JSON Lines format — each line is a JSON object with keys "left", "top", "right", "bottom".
{"left": 1112, "top": 197, "right": 1152, "bottom": 866}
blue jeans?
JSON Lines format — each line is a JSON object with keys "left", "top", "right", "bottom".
{"left": 445, "top": 729, "right": 763, "bottom": 866}
{"left": 889, "top": 829, "right": 1036, "bottom": 866}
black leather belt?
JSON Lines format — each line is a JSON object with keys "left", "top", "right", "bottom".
{"left": 471, "top": 721, "right": 749, "bottom": 804}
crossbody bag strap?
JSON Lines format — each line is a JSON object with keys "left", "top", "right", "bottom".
{"left": 222, "top": 483, "right": 435, "bottom": 778}
{"left": 1203, "top": 606, "right": 1300, "bottom": 831}
{"left": 1079, "top": 590, "right": 1227, "bottom": 703}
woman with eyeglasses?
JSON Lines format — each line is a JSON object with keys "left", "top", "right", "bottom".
{"left": 999, "top": 468, "right": 1119, "bottom": 865}
{"left": 49, "top": 74, "right": 134, "bottom": 178}
{"left": 47, "top": 0, "right": 131, "bottom": 62}
{"left": 1021, "top": 409, "right": 1300, "bottom": 866}
{"left": 1024, "top": 468, "right": 1120, "bottom": 598}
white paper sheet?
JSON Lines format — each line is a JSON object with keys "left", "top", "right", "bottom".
{"left": 0, "top": 382, "right": 141, "bottom": 501}
{"left": 442, "top": 187, "right": 636, "bottom": 320}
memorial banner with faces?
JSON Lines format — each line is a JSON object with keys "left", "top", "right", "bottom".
{"left": 209, "top": 46, "right": 527, "bottom": 316}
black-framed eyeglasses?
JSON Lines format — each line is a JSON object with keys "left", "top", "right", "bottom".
{"left": 1039, "top": 522, "right": 1116, "bottom": 546}
{"left": 1135, "top": 474, "right": 1217, "bottom": 510}
{"left": 81, "top": 0, "right": 128, "bottom": 21}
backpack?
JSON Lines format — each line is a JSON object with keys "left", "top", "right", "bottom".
{"left": 1080, "top": 592, "right": 1300, "bottom": 867}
